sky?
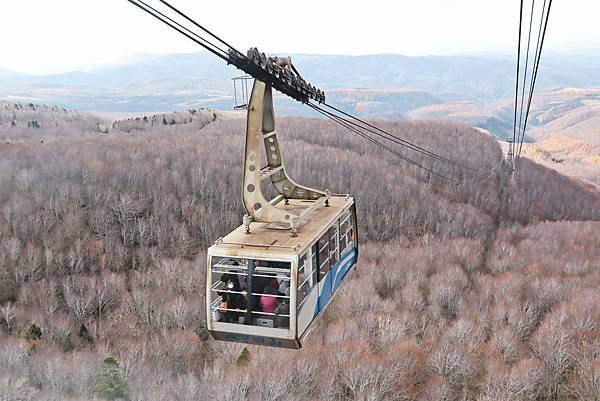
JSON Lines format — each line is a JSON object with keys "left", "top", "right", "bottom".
{"left": 1, "top": 0, "right": 599, "bottom": 74}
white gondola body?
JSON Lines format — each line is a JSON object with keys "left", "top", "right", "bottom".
{"left": 206, "top": 196, "right": 358, "bottom": 349}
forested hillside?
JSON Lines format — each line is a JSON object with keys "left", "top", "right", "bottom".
{"left": 0, "top": 102, "right": 102, "bottom": 141}
{"left": 1, "top": 103, "right": 599, "bottom": 401}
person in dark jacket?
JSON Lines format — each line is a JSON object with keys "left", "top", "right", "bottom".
{"left": 219, "top": 277, "right": 246, "bottom": 323}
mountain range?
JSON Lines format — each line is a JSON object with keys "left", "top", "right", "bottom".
{"left": 1, "top": 52, "right": 600, "bottom": 171}
{"left": 2, "top": 51, "right": 600, "bottom": 112}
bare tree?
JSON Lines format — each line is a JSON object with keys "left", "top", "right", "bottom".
{"left": 569, "top": 360, "right": 600, "bottom": 401}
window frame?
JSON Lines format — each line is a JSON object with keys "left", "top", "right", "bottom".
{"left": 317, "top": 232, "right": 331, "bottom": 281}
{"left": 209, "top": 256, "right": 292, "bottom": 327}
{"left": 339, "top": 208, "right": 354, "bottom": 254}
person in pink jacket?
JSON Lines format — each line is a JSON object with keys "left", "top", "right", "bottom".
{"left": 259, "top": 286, "right": 279, "bottom": 315}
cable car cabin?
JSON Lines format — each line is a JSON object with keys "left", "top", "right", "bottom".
{"left": 204, "top": 78, "right": 356, "bottom": 348}
{"left": 206, "top": 196, "right": 358, "bottom": 349}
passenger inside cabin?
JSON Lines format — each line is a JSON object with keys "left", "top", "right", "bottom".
{"left": 259, "top": 286, "right": 279, "bottom": 316}
{"left": 219, "top": 277, "right": 246, "bottom": 323}
{"left": 277, "top": 274, "right": 290, "bottom": 295}
{"left": 253, "top": 274, "right": 270, "bottom": 294}
{"left": 252, "top": 274, "right": 271, "bottom": 308}
{"left": 274, "top": 287, "right": 290, "bottom": 328}
{"left": 229, "top": 261, "right": 246, "bottom": 289}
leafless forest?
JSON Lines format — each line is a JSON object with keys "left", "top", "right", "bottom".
{"left": 1, "top": 102, "right": 600, "bottom": 401}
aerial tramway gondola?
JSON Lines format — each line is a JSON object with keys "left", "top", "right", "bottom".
{"left": 125, "top": 0, "right": 476, "bottom": 348}
{"left": 205, "top": 61, "right": 358, "bottom": 348}
{"left": 206, "top": 196, "right": 358, "bottom": 348}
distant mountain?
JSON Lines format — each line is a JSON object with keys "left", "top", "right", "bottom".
{"left": 0, "top": 52, "right": 237, "bottom": 88}
{"left": 525, "top": 88, "right": 600, "bottom": 142}
{"left": 2, "top": 51, "right": 600, "bottom": 113}
{"left": 407, "top": 87, "right": 600, "bottom": 139}
{"left": 521, "top": 133, "right": 600, "bottom": 188}
{"left": 516, "top": 88, "right": 600, "bottom": 187}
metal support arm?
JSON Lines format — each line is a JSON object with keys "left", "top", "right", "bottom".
{"left": 241, "top": 80, "right": 327, "bottom": 235}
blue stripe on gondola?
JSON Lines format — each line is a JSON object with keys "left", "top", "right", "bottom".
{"left": 314, "top": 246, "right": 358, "bottom": 317}
{"left": 332, "top": 246, "right": 358, "bottom": 290}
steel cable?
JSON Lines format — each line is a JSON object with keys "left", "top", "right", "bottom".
{"left": 318, "top": 102, "right": 479, "bottom": 172}
{"left": 515, "top": 0, "right": 537, "bottom": 156}
{"left": 125, "top": 0, "right": 498, "bottom": 178}
{"left": 511, "top": 0, "right": 525, "bottom": 162}
{"left": 516, "top": 0, "right": 553, "bottom": 166}
{"left": 126, "top": 0, "right": 232, "bottom": 62}
{"left": 158, "top": 0, "right": 244, "bottom": 56}
{"left": 308, "top": 103, "right": 460, "bottom": 183}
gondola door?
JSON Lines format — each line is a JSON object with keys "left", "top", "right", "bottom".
{"left": 317, "top": 224, "right": 338, "bottom": 312}
{"left": 297, "top": 249, "right": 318, "bottom": 337}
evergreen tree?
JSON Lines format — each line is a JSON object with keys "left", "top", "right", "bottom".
{"left": 25, "top": 323, "right": 42, "bottom": 341}
{"left": 94, "top": 357, "right": 129, "bottom": 401}
{"left": 236, "top": 346, "right": 251, "bottom": 366}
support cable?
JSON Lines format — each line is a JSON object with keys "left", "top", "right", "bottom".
{"left": 125, "top": 0, "right": 492, "bottom": 176}
{"left": 138, "top": 0, "right": 229, "bottom": 58}
{"left": 516, "top": 0, "right": 553, "bottom": 167}
{"left": 318, "top": 102, "right": 479, "bottom": 172}
{"left": 308, "top": 103, "right": 460, "bottom": 183}
{"left": 126, "top": 0, "right": 232, "bottom": 62}
{"left": 511, "top": 0, "right": 525, "bottom": 164}
{"left": 515, "top": 0, "right": 537, "bottom": 154}
{"left": 158, "top": 0, "right": 244, "bottom": 55}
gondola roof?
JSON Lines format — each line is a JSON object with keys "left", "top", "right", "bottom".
{"left": 210, "top": 195, "right": 354, "bottom": 259}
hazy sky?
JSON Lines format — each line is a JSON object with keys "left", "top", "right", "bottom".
{"left": 2, "top": 0, "right": 599, "bottom": 74}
